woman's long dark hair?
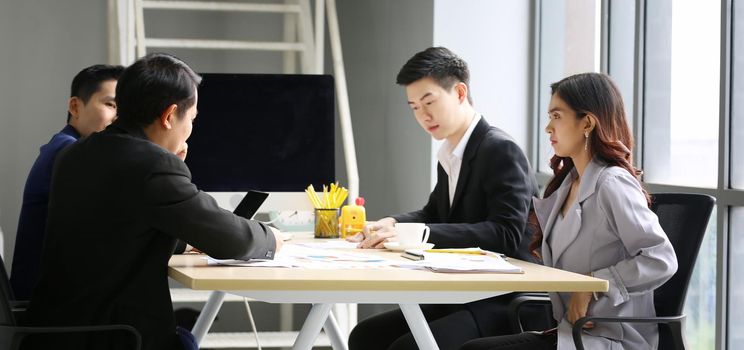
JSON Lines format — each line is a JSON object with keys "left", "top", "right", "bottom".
{"left": 529, "top": 73, "right": 650, "bottom": 257}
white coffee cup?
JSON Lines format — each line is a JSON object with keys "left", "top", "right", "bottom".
{"left": 395, "top": 223, "right": 430, "bottom": 246}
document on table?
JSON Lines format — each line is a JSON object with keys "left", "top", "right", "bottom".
{"left": 207, "top": 243, "right": 522, "bottom": 273}
{"left": 294, "top": 240, "right": 360, "bottom": 250}
{"left": 208, "top": 244, "right": 398, "bottom": 269}
{"left": 396, "top": 250, "right": 523, "bottom": 273}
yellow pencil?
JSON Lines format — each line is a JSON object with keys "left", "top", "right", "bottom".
{"left": 305, "top": 189, "right": 319, "bottom": 208}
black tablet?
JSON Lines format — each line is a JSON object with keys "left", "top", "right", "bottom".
{"left": 233, "top": 190, "right": 270, "bottom": 219}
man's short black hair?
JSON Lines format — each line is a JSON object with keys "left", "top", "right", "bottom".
{"left": 396, "top": 47, "right": 472, "bottom": 104}
{"left": 115, "top": 53, "right": 202, "bottom": 128}
{"left": 67, "top": 64, "right": 125, "bottom": 122}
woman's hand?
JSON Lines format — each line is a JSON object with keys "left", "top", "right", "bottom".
{"left": 567, "top": 291, "right": 595, "bottom": 328}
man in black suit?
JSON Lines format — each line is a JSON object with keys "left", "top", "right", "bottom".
{"left": 23, "top": 53, "right": 282, "bottom": 350}
{"left": 348, "top": 47, "right": 544, "bottom": 350}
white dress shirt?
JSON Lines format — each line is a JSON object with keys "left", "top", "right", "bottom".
{"left": 437, "top": 113, "right": 481, "bottom": 205}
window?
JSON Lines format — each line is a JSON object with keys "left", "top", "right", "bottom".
{"left": 607, "top": 0, "right": 636, "bottom": 129}
{"left": 731, "top": 0, "right": 744, "bottom": 189}
{"left": 641, "top": 2, "right": 720, "bottom": 348}
{"left": 728, "top": 2, "right": 744, "bottom": 349}
{"left": 729, "top": 208, "right": 744, "bottom": 349}
{"left": 642, "top": 0, "right": 720, "bottom": 187}
{"left": 536, "top": 0, "right": 601, "bottom": 173}
{"left": 683, "top": 205, "right": 717, "bottom": 349}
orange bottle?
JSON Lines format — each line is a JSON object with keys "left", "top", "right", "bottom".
{"left": 339, "top": 197, "right": 366, "bottom": 238}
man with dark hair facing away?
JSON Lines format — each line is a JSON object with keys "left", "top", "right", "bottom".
{"left": 23, "top": 53, "right": 283, "bottom": 350}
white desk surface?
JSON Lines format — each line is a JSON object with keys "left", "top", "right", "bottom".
{"left": 170, "top": 235, "right": 608, "bottom": 350}
{"left": 168, "top": 235, "right": 608, "bottom": 295}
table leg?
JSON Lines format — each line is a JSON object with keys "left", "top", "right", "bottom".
{"left": 292, "top": 303, "right": 333, "bottom": 350}
{"left": 333, "top": 303, "right": 348, "bottom": 334}
{"left": 399, "top": 303, "right": 440, "bottom": 350}
{"left": 324, "top": 309, "right": 349, "bottom": 350}
{"left": 191, "top": 290, "right": 226, "bottom": 345}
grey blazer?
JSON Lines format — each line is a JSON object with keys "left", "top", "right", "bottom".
{"left": 533, "top": 157, "right": 678, "bottom": 349}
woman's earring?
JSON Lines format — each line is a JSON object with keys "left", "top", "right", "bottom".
{"left": 584, "top": 131, "right": 589, "bottom": 151}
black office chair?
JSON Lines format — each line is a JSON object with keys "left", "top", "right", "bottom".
{"left": 0, "top": 258, "right": 29, "bottom": 317}
{"left": 0, "top": 255, "right": 142, "bottom": 350}
{"left": 509, "top": 193, "right": 715, "bottom": 350}
{"left": 571, "top": 193, "right": 715, "bottom": 350}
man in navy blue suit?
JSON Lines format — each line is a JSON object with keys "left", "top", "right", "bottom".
{"left": 9, "top": 64, "right": 124, "bottom": 300}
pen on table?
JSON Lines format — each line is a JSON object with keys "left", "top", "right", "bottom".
{"left": 400, "top": 250, "right": 425, "bottom": 261}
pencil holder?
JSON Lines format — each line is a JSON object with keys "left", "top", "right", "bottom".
{"left": 314, "top": 208, "right": 340, "bottom": 238}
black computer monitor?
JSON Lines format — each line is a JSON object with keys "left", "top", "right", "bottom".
{"left": 185, "top": 73, "right": 335, "bottom": 192}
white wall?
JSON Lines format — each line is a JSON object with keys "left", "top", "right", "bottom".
{"left": 431, "top": 0, "right": 532, "bottom": 186}
{"left": 336, "top": 0, "right": 434, "bottom": 220}
{"left": 0, "top": 0, "right": 110, "bottom": 264}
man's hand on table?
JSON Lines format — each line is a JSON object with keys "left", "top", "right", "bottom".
{"left": 346, "top": 217, "right": 397, "bottom": 249}
{"left": 269, "top": 226, "right": 284, "bottom": 253}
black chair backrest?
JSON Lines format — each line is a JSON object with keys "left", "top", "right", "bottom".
{"left": 651, "top": 193, "right": 715, "bottom": 317}
{"left": 0, "top": 255, "right": 17, "bottom": 326}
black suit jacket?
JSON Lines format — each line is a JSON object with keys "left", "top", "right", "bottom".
{"left": 23, "top": 120, "right": 277, "bottom": 350}
{"left": 392, "top": 117, "right": 539, "bottom": 336}
{"left": 392, "top": 117, "right": 537, "bottom": 259}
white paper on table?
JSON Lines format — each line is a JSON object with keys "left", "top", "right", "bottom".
{"left": 280, "top": 245, "right": 398, "bottom": 268}
{"left": 206, "top": 244, "right": 399, "bottom": 269}
{"left": 294, "top": 240, "right": 360, "bottom": 250}
{"left": 396, "top": 253, "right": 523, "bottom": 273}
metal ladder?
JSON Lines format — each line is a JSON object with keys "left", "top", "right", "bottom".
{"left": 109, "top": 0, "right": 360, "bottom": 348}
{"left": 135, "top": 0, "right": 319, "bottom": 74}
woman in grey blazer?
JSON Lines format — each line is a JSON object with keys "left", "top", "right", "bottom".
{"left": 460, "top": 73, "right": 677, "bottom": 350}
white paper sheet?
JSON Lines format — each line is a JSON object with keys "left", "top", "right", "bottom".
{"left": 396, "top": 252, "right": 523, "bottom": 273}
{"left": 207, "top": 244, "right": 398, "bottom": 269}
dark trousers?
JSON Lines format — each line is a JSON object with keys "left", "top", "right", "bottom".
{"left": 459, "top": 332, "right": 557, "bottom": 350}
{"left": 176, "top": 326, "right": 197, "bottom": 350}
{"left": 348, "top": 294, "right": 553, "bottom": 350}
{"left": 348, "top": 304, "right": 478, "bottom": 350}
